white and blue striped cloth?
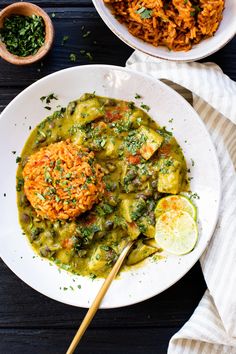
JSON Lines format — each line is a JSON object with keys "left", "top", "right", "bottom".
{"left": 126, "top": 51, "right": 236, "bottom": 354}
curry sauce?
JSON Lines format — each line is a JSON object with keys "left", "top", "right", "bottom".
{"left": 17, "top": 93, "right": 188, "bottom": 278}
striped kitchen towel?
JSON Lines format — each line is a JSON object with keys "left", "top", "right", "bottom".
{"left": 126, "top": 51, "right": 236, "bottom": 353}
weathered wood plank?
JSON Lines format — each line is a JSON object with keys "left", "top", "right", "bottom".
{"left": 0, "top": 327, "right": 177, "bottom": 354}
{"left": 0, "top": 0, "right": 93, "bottom": 7}
{"left": 0, "top": 88, "right": 23, "bottom": 112}
{"left": 0, "top": 7, "right": 235, "bottom": 88}
{"left": 0, "top": 260, "right": 205, "bottom": 328}
{"left": 0, "top": 7, "right": 133, "bottom": 87}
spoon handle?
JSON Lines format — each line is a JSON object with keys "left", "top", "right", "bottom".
{"left": 66, "top": 240, "right": 133, "bottom": 354}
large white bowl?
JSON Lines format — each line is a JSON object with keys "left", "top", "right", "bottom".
{"left": 0, "top": 65, "right": 221, "bottom": 308}
{"left": 92, "top": 0, "right": 236, "bottom": 62}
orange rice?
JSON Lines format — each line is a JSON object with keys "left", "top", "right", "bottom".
{"left": 23, "top": 140, "right": 105, "bottom": 220}
{"left": 104, "top": 0, "right": 225, "bottom": 51}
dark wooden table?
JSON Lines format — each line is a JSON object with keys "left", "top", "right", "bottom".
{"left": 0, "top": 2, "right": 235, "bottom": 353}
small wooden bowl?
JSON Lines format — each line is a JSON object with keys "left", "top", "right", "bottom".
{"left": 0, "top": 2, "right": 54, "bottom": 65}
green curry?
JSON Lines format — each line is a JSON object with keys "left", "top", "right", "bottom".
{"left": 17, "top": 93, "right": 188, "bottom": 278}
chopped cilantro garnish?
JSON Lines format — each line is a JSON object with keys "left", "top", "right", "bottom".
{"left": 77, "top": 224, "right": 100, "bottom": 239}
{"left": 96, "top": 203, "right": 114, "bottom": 216}
{"left": 136, "top": 7, "right": 153, "bottom": 19}
{"left": 193, "top": 5, "right": 201, "bottom": 13}
{"left": 159, "top": 158, "right": 173, "bottom": 174}
{"left": 46, "top": 93, "right": 58, "bottom": 104}
{"left": 159, "top": 126, "right": 173, "bottom": 137}
{"left": 100, "top": 245, "right": 110, "bottom": 251}
{"left": 83, "top": 30, "right": 91, "bottom": 38}
{"left": 61, "top": 35, "right": 69, "bottom": 45}
{"left": 44, "top": 169, "right": 52, "bottom": 183}
{"left": 124, "top": 131, "right": 147, "bottom": 155}
{"left": 113, "top": 216, "right": 126, "bottom": 228}
{"left": 35, "top": 192, "right": 45, "bottom": 201}
{"left": 131, "top": 199, "right": 147, "bottom": 221}
{"left": 90, "top": 273, "right": 97, "bottom": 280}
{"left": 128, "top": 101, "right": 135, "bottom": 110}
{"left": 55, "top": 195, "right": 60, "bottom": 203}
{"left": 86, "top": 52, "right": 93, "bottom": 61}
{"left": 138, "top": 223, "right": 147, "bottom": 233}
{"left": 190, "top": 192, "right": 200, "bottom": 200}
{"left": 140, "top": 103, "right": 150, "bottom": 112}
{"left": 69, "top": 53, "right": 77, "bottom": 62}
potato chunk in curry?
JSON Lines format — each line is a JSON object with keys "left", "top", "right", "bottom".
{"left": 158, "top": 158, "right": 183, "bottom": 194}
{"left": 138, "top": 125, "right": 164, "bottom": 160}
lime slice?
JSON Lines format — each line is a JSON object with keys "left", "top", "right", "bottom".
{"left": 155, "top": 195, "right": 197, "bottom": 220}
{"left": 155, "top": 210, "right": 198, "bottom": 255}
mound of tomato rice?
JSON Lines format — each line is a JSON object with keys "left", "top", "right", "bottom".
{"left": 105, "top": 0, "right": 225, "bottom": 51}
{"left": 22, "top": 140, "right": 105, "bottom": 220}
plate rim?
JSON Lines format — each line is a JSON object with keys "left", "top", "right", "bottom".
{"left": 0, "top": 64, "right": 222, "bottom": 308}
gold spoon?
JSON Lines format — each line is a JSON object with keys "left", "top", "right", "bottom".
{"left": 66, "top": 240, "right": 134, "bottom": 354}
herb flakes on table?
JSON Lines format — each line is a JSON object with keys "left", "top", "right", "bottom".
{"left": 69, "top": 53, "right": 77, "bottom": 62}
{"left": 61, "top": 35, "right": 69, "bottom": 46}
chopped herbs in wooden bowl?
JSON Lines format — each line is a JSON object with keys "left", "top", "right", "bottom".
{"left": 0, "top": 2, "right": 54, "bottom": 65}
{"left": 0, "top": 14, "right": 45, "bottom": 57}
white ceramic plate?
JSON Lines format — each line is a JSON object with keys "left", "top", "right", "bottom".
{"left": 92, "top": 0, "right": 236, "bottom": 62}
{"left": 0, "top": 65, "right": 221, "bottom": 308}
